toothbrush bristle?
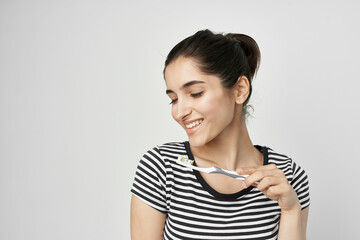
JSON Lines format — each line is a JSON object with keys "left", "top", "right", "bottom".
{"left": 178, "top": 156, "right": 194, "bottom": 166}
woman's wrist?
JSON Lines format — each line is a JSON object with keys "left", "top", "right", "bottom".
{"left": 281, "top": 202, "right": 302, "bottom": 215}
{"left": 278, "top": 202, "right": 303, "bottom": 240}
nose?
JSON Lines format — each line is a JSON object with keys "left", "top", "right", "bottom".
{"left": 172, "top": 97, "right": 192, "bottom": 121}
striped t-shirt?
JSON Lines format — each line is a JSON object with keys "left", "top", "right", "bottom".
{"left": 131, "top": 141, "right": 310, "bottom": 240}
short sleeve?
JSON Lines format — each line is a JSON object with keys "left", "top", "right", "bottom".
{"left": 291, "top": 161, "right": 310, "bottom": 210}
{"left": 131, "top": 147, "right": 167, "bottom": 213}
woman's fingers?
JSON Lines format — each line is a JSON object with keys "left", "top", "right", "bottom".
{"left": 237, "top": 164, "right": 281, "bottom": 187}
{"left": 237, "top": 164, "right": 299, "bottom": 211}
{"left": 236, "top": 166, "right": 257, "bottom": 175}
{"left": 256, "top": 176, "right": 283, "bottom": 192}
{"left": 237, "top": 164, "right": 277, "bottom": 175}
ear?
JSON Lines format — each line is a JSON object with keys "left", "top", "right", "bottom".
{"left": 234, "top": 76, "right": 250, "bottom": 105}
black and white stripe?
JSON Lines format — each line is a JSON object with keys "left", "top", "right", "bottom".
{"left": 131, "top": 142, "right": 310, "bottom": 240}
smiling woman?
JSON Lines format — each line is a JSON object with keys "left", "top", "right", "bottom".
{"left": 165, "top": 58, "right": 237, "bottom": 147}
{"left": 130, "top": 30, "right": 310, "bottom": 240}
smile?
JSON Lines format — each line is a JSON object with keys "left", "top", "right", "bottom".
{"left": 185, "top": 119, "right": 203, "bottom": 129}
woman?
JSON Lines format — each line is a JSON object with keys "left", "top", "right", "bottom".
{"left": 131, "top": 29, "right": 310, "bottom": 240}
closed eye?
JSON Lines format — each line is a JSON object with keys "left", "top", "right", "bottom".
{"left": 169, "top": 98, "right": 178, "bottom": 105}
{"left": 169, "top": 92, "right": 203, "bottom": 104}
{"left": 191, "top": 91, "right": 203, "bottom": 98}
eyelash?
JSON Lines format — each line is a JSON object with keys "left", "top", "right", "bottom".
{"left": 169, "top": 99, "right": 178, "bottom": 105}
{"left": 191, "top": 91, "right": 203, "bottom": 97}
{"left": 169, "top": 91, "right": 204, "bottom": 105}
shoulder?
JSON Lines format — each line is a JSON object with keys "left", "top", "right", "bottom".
{"left": 157, "top": 141, "right": 188, "bottom": 156}
{"left": 133, "top": 142, "right": 186, "bottom": 189}
{"left": 140, "top": 141, "right": 187, "bottom": 166}
{"left": 266, "top": 147, "right": 293, "bottom": 169}
{"left": 145, "top": 141, "right": 187, "bottom": 157}
{"left": 264, "top": 146, "right": 311, "bottom": 209}
{"left": 265, "top": 146, "right": 308, "bottom": 183}
{"left": 132, "top": 142, "right": 187, "bottom": 213}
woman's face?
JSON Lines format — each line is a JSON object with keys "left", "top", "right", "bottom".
{"left": 164, "top": 57, "right": 238, "bottom": 147}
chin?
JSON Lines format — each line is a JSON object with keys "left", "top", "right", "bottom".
{"left": 188, "top": 135, "right": 213, "bottom": 148}
{"left": 188, "top": 137, "right": 204, "bottom": 148}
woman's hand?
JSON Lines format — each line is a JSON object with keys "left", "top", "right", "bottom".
{"left": 237, "top": 164, "right": 300, "bottom": 212}
{"left": 237, "top": 164, "right": 308, "bottom": 239}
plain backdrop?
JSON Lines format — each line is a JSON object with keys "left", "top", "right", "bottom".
{"left": 1, "top": 0, "right": 359, "bottom": 239}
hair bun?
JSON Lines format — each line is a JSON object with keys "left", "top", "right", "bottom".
{"left": 226, "top": 33, "right": 261, "bottom": 79}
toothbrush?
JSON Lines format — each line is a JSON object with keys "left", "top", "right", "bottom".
{"left": 177, "top": 155, "right": 252, "bottom": 181}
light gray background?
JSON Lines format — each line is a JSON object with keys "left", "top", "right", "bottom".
{"left": 1, "top": 0, "right": 359, "bottom": 239}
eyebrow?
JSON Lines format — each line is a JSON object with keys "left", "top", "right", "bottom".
{"left": 166, "top": 80, "right": 205, "bottom": 94}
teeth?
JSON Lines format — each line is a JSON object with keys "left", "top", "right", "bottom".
{"left": 185, "top": 120, "right": 203, "bottom": 129}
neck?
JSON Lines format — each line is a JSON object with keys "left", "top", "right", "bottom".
{"left": 190, "top": 115, "right": 263, "bottom": 171}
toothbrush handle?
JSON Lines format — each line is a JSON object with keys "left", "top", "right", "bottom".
{"left": 213, "top": 167, "right": 248, "bottom": 180}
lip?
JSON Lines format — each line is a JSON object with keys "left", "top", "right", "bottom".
{"left": 183, "top": 118, "right": 203, "bottom": 135}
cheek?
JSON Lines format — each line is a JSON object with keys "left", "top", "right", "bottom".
{"left": 200, "top": 94, "right": 234, "bottom": 119}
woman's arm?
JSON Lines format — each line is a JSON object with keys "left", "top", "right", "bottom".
{"left": 278, "top": 206, "right": 309, "bottom": 240}
{"left": 130, "top": 194, "right": 166, "bottom": 240}
{"left": 238, "top": 164, "right": 309, "bottom": 240}
{"left": 301, "top": 207, "right": 309, "bottom": 238}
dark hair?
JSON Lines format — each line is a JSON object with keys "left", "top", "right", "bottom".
{"left": 164, "top": 29, "right": 261, "bottom": 116}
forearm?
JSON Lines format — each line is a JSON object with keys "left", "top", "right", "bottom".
{"left": 278, "top": 203, "right": 304, "bottom": 240}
